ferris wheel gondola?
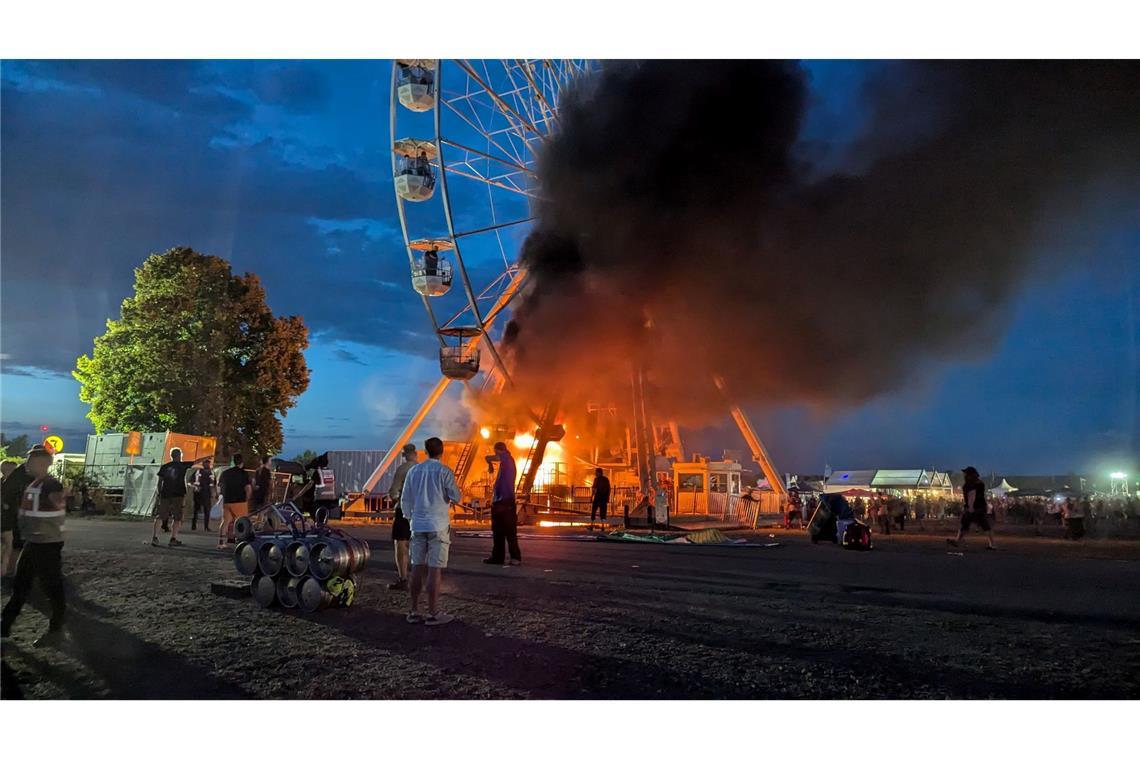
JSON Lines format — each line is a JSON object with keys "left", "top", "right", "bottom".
{"left": 437, "top": 326, "right": 483, "bottom": 380}
{"left": 408, "top": 238, "right": 454, "bottom": 296}
{"left": 392, "top": 138, "right": 437, "bottom": 202}
{"left": 395, "top": 59, "right": 436, "bottom": 112}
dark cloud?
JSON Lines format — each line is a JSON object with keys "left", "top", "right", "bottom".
{"left": 240, "top": 63, "right": 330, "bottom": 112}
{"left": 17, "top": 59, "right": 252, "bottom": 121}
{"left": 332, "top": 348, "right": 367, "bottom": 365}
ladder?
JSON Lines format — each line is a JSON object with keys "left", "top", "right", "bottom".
{"left": 516, "top": 400, "right": 558, "bottom": 500}
{"left": 454, "top": 439, "right": 478, "bottom": 486}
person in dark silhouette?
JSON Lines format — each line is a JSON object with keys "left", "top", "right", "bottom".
{"left": 424, "top": 247, "right": 439, "bottom": 277}
{"left": 949, "top": 466, "right": 996, "bottom": 550}
{"left": 483, "top": 442, "right": 521, "bottom": 565}
{"left": 190, "top": 457, "right": 215, "bottom": 531}
{"left": 589, "top": 468, "right": 611, "bottom": 531}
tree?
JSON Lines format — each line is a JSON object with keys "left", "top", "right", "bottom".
{"left": 290, "top": 449, "right": 321, "bottom": 466}
{"left": 74, "top": 247, "right": 310, "bottom": 457}
{"left": 0, "top": 433, "right": 31, "bottom": 461}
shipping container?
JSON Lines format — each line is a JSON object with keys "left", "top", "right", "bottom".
{"left": 83, "top": 432, "right": 217, "bottom": 490}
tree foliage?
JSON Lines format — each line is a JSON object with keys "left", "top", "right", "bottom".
{"left": 0, "top": 433, "right": 32, "bottom": 461}
{"left": 74, "top": 247, "right": 310, "bottom": 457}
{"left": 290, "top": 449, "right": 321, "bottom": 466}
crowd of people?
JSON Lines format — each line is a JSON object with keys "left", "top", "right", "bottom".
{"left": 786, "top": 477, "right": 1139, "bottom": 542}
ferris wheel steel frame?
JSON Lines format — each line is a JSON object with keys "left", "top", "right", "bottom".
{"left": 362, "top": 60, "right": 590, "bottom": 495}
{"left": 389, "top": 60, "right": 591, "bottom": 385}
{"left": 357, "top": 59, "right": 790, "bottom": 514}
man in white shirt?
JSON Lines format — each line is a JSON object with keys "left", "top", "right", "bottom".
{"left": 400, "top": 436, "right": 461, "bottom": 625}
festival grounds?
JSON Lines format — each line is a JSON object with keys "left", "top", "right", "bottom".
{"left": 2, "top": 518, "right": 1138, "bottom": 699}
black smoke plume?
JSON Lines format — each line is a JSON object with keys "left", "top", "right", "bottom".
{"left": 503, "top": 61, "right": 1140, "bottom": 422}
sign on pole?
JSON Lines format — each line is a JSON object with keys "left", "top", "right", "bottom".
{"left": 121, "top": 431, "right": 143, "bottom": 457}
{"left": 43, "top": 435, "right": 65, "bottom": 454}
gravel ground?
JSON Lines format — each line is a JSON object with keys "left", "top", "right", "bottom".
{"left": 2, "top": 518, "right": 1139, "bottom": 699}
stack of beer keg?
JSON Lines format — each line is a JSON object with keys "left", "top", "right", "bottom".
{"left": 233, "top": 513, "right": 370, "bottom": 613}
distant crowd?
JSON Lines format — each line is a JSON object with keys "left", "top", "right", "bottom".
{"left": 787, "top": 489, "right": 1139, "bottom": 539}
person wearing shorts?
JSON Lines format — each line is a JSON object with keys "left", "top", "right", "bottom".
{"left": 948, "top": 466, "right": 996, "bottom": 550}
{"left": 410, "top": 528, "right": 451, "bottom": 572}
{"left": 400, "top": 436, "right": 460, "bottom": 626}
{"left": 152, "top": 448, "right": 208, "bottom": 547}
{"left": 217, "top": 453, "right": 251, "bottom": 550}
{"left": 387, "top": 443, "right": 418, "bottom": 590}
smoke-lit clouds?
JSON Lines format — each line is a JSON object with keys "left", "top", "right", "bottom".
{"left": 505, "top": 61, "right": 1140, "bottom": 423}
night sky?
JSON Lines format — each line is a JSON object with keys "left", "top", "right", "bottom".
{"left": 1, "top": 60, "right": 1136, "bottom": 475}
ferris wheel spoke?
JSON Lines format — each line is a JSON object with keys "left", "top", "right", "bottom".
{"left": 456, "top": 59, "right": 543, "bottom": 142}
{"left": 440, "top": 269, "right": 526, "bottom": 331}
{"left": 513, "top": 60, "right": 557, "bottom": 128}
{"left": 498, "top": 60, "right": 545, "bottom": 131}
{"left": 452, "top": 216, "right": 535, "bottom": 240}
{"left": 441, "top": 88, "right": 534, "bottom": 171}
{"left": 442, "top": 165, "right": 539, "bottom": 199}
{"left": 440, "top": 97, "right": 530, "bottom": 170}
{"left": 439, "top": 137, "right": 533, "bottom": 176}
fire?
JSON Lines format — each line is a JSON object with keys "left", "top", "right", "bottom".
{"left": 509, "top": 433, "right": 566, "bottom": 489}
{"left": 479, "top": 426, "right": 491, "bottom": 440}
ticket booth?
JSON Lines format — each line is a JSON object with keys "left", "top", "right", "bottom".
{"left": 672, "top": 459, "right": 743, "bottom": 515}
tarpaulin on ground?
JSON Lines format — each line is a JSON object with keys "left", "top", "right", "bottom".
{"left": 599, "top": 529, "right": 776, "bottom": 547}
{"left": 121, "top": 464, "right": 161, "bottom": 516}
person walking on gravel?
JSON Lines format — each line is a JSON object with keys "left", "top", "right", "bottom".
{"left": 1, "top": 447, "right": 67, "bottom": 648}
{"left": 387, "top": 443, "right": 418, "bottom": 590}
{"left": 948, "top": 466, "right": 996, "bottom": 550}
{"left": 401, "top": 437, "right": 461, "bottom": 626}
{"left": 217, "top": 454, "right": 252, "bottom": 550}
{"left": 152, "top": 448, "right": 208, "bottom": 547}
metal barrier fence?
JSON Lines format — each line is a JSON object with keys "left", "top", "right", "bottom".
{"left": 345, "top": 483, "right": 786, "bottom": 528}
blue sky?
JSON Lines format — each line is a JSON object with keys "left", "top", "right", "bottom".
{"left": 1, "top": 60, "right": 1136, "bottom": 475}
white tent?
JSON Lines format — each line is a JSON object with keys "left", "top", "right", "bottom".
{"left": 989, "top": 478, "right": 1019, "bottom": 497}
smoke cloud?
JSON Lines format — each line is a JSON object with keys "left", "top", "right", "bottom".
{"left": 501, "top": 61, "right": 1140, "bottom": 426}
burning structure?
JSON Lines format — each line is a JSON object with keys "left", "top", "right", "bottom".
{"left": 357, "top": 60, "right": 1140, "bottom": 524}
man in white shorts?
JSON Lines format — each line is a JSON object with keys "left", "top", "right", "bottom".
{"left": 400, "top": 436, "right": 461, "bottom": 626}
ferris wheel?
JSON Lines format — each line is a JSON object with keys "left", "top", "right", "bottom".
{"left": 389, "top": 59, "right": 593, "bottom": 389}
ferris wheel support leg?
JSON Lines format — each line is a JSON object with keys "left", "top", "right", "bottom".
{"left": 712, "top": 375, "right": 787, "bottom": 500}
{"left": 352, "top": 376, "right": 453, "bottom": 510}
